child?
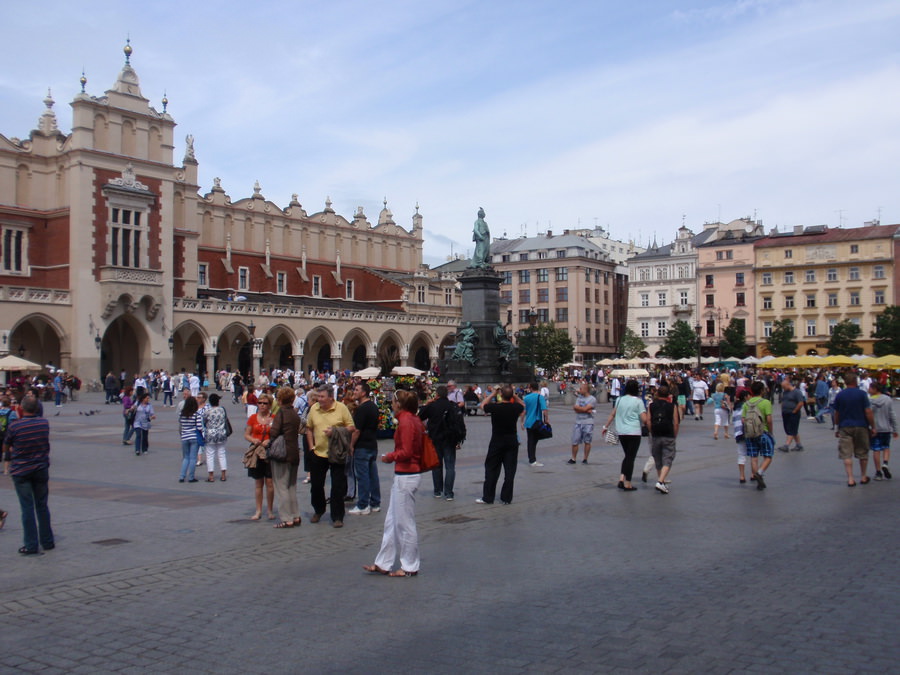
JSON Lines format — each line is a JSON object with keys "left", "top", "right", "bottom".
{"left": 732, "top": 390, "right": 750, "bottom": 483}
{"left": 868, "top": 382, "right": 896, "bottom": 480}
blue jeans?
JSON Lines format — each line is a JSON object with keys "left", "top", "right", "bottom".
{"left": 163, "top": 390, "right": 173, "bottom": 406}
{"left": 133, "top": 428, "right": 149, "bottom": 454}
{"left": 123, "top": 416, "right": 135, "bottom": 443}
{"left": 432, "top": 440, "right": 457, "bottom": 498}
{"left": 180, "top": 440, "right": 199, "bottom": 480}
{"left": 353, "top": 446, "right": 381, "bottom": 509}
{"left": 13, "top": 467, "right": 54, "bottom": 552}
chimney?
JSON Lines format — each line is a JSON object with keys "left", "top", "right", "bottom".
{"left": 546, "top": 230, "right": 553, "bottom": 238}
{"left": 793, "top": 225, "right": 803, "bottom": 234}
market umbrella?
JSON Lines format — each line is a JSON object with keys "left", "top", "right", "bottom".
{"left": 859, "top": 355, "right": 900, "bottom": 369}
{"left": 741, "top": 356, "right": 759, "bottom": 365}
{"left": 352, "top": 366, "right": 381, "bottom": 378}
{"left": 0, "top": 354, "right": 43, "bottom": 371}
{"left": 390, "top": 366, "right": 425, "bottom": 376}
{"left": 609, "top": 368, "right": 650, "bottom": 378}
{"left": 561, "top": 362, "right": 584, "bottom": 368}
{"left": 597, "top": 358, "right": 616, "bottom": 366}
{"left": 821, "top": 355, "right": 859, "bottom": 367}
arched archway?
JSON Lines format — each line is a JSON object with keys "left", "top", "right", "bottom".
{"left": 377, "top": 329, "right": 403, "bottom": 373}
{"left": 304, "top": 327, "right": 336, "bottom": 375}
{"left": 9, "top": 314, "right": 66, "bottom": 375}
{"left": 409, "top": 331, "right": 434, "bottom": 372}
{"left": 217, "top": 323, "right": 253, "bottom": 379}
{"left": 341, "top": 327, "right": 371, "bottom": 372}
{"left": 100, "top": 314, "right": 150, "bottom": 380}
{"left": 437, "top": 332, "right": 455, "bottom": 362}
{"left": 171, "top": 320, "right": 209, "bottom": 377}
{"left": 262, "top": 324, "right": 297, "bottom": 372}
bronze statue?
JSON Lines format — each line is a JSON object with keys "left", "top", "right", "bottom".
{"left": 451, "top": 321, "right": 478, "bottom": 366}
{"left": 469, "top": 207, "right": 491, "bottom": 269}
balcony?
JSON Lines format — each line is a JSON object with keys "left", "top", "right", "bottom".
{"left": 99, "top": 266, "right": 164, "bottom": 286}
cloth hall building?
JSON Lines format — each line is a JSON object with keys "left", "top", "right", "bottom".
{"left": 0, "top": 44, "right": 460, "bottom": 383}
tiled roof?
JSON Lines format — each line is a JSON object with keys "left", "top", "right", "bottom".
{"left": 754, "top": 224, "right": 900, "bottom": 248}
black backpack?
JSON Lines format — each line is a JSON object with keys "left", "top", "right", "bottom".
{"left": 433, "top": 402, "right": 467, "bottom": 446}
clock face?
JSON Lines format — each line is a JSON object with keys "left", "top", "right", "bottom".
{"left": 745, "top": 224, "right": 754, "bottom": 234}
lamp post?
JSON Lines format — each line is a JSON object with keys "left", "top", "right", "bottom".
{"left": 528, "top": 307, "right": 538, "bottom": 382}
{"left": 694, "top": 322, "right": 702, "bottom": 372}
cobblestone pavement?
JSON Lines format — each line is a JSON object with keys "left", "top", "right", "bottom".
{"left": 1, "top": 392, "right": 897, "bottom": 673}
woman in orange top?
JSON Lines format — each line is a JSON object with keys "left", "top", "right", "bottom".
{"left": 364, "top": 390, "right": 424, "bottom": 577}
{"left": 243, "top": 393, "right": 274, "bottom": 520}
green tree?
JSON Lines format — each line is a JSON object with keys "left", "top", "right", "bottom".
{"left": 766, "top": 318, "right": 797, "bottom": 357}
{"left": 871, "top": 305, "right": 900, "bottom": 356}
{"left": 718, "top": 318, "right": 748, "bottom": 358}
{"left": 619, "top": 327, "right": 646, "bottom": 359}
{"left": 659, "top": 320, "right": 699, "bottom": 360}
{"left": 517, "top": 321, "right": 574, "bottom": 373}
{"left": 825, "top": 319, "right": 862, "bottom": 356}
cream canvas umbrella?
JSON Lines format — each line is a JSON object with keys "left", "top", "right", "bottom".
{"left": 0, "top": 354, "right": 43, "bottom": 371}
{"left": 390, "top": 366, "right": 425, "bottom": 376}
{"left": 353, "top": 366, "right": 382, "bottom": 378}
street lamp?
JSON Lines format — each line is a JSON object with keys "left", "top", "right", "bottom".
{"left": 694, "top": 322, "right": 702, "bottom": 372}
{"left": 528, "top": 307, "right": 538, "bottom": 382}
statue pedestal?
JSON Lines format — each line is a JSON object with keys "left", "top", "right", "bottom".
{"left": 442, "top": 268, "right": 533, "bottom": 385}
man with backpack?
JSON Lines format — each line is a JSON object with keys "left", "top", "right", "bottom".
{"left": 419, "top": 385, "right": 466, "bottom": 501}
{"left": 742, "top": 381, "right": 775, "bottom": 490}
{"left": 648, "top": 385, "right": 679, "bottom": 494}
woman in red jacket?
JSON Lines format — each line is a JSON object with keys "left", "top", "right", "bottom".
{"left": 364, "top": 389, "right": 424, "bottom": 577}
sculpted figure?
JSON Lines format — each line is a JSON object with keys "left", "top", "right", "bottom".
{"left": 493, "top": 321, "right": 516, "bottom": 364}
{"left": 469, "top": 207, "right": 491, "bottom": 269}
{"left": 451, "top": 322, "right": 478, "bottom": 367}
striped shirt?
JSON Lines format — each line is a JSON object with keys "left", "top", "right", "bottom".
{"left": 4, "top": 415, "right": 51, "bottom": 476}
{"left": 178, "top": 412, "right": 204, "bottom": 442}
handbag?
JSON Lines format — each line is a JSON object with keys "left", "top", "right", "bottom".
{"left": 266, "top": 435, "right": 287, "bottom": 461}
{"left": 604, "top": 425, "right": 619, "bottom": 444}
{"left": 641, "top": 423, "right": 650, "bottom": 437}
{"left": 124, "top": 407, "right": 136, "bottom": 425}
{"left": 420, "top": 434, "right": 440, "bottom": 472}
{"left": 224, "top": 414, "right": 233, "bottom": 438}
{"left": 531, "top": 419, "right": 553, "bottom": 440}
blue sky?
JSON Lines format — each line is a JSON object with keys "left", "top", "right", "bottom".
{"left": 2, "top": 0, "right": 899, "bottom": 266}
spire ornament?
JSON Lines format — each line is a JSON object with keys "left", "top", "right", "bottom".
{"left": 162, "top": 90, "right": 168, "bottom": 113}
{"left": 80, "top": 70, "right": 87, "bottom": 93}
{"left": 124, "top": 38, "right": 133, "bottom": 65}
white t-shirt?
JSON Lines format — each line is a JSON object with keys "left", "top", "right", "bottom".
{"left": 691, "top": 380, "right": 709, "bottom": 401}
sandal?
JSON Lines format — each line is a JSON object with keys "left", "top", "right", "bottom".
{"left": 363, "top": 564, "right": 390, "bottom": 575}
{"left": 274, "top": 521, "right": 294, "bottom": 529}
{"left": 250, "top": 513, "right": 262, "bottom": 521}
{"left": 0, "top": 510, "right": 7, "bottom": 530}
{"left": 18, "top": 547, "right": 40, "bottom": 556}
{"left": 292, "top": 517, "right": 302, "bottom": 526}
{"left": 206, "top": 478, "right": 215, "bottom": 482}
{"left": 860, "top": 477, "right": 871, "bottom": 485}
{"left": 389, "top": 569, "right": 418, "bottom": 577}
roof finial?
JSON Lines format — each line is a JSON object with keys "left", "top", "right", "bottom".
{"left": 44, "top": 88, "right": 54, "bottom": 110}
{"left": 161, "top": 90, "right": 168, "bottom": 113}
{"left": 79, "top": 69, "right": 87, "bottom": 93}
{"left": 124, "top": 37, "right": 132, "bottom": 65}
{"left": 383, "top": 196, "right": 387, "bottom": 208}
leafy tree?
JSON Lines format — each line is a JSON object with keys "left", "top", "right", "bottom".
{"left": 825, "top": 319, "right": 862, "bottom": 356}
{"left": 619, "top": 327, "right": 646, "bottom": 359}
{"left": 659, "top": 320, "right": 699, "bottom": 360}
{"left": 871, "top": 306, "right": 900, "bottom": 356}
{"left": 765, "top": 318, "right": 796, "bottom": 357}
{"left": 718, "top": 318, "right": 748, "bottom": 358}
{"left": 517, "top": 321, "right": 574, "bottom": 373}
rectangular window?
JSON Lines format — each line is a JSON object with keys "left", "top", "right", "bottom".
{"left": 656, "top": 267, "right": 668, "bottom": 280}
{"left": 657, "top": 321, "right": 667, "bottom": 337}
{"left": 537, "top": 268, "right": 549, "bottom": 282}
{"left": 827, "top": 268, "right": 838, "bottom": 282}
{"left": 705, "top": 294, "right": 714, "bottom": 307}
{"left": 849, "top": 291, "right": 860, "bottom": 305}
{"left": 585, "top": 269, "right": 591, "bottom": 282}
{"left": 555, "top": 267, "right": 568, "bottom": 281}
{"left": 736, "top": 292, "right": 746, "bottom": 306}
{"left": 785, "top": 249, "right": 793, "bottom": 259}
{"left": 762, "top": 272, "right": 772, "bottom": 285}
{"left": 595, "top": 289, "right": 600, "bottom": 303}
{"left": 445, "top": 287, "right": 453, "bottom": 305}
{"left": 784, "top": 271, "right": 794, "bottom": 284}
{"left": 658, "top": 292, "right": 667, "bottom": 307}
{"left": 850, "top": 244, "right": 859, "bottom": 254}
{"left": 763, "top": 296, "right": 772, "bottom": 310}
{"left": 785, "top": 295, "right": 794, "bottom": 309}
{"left": 108, "top": 207, "right": 145, "bottom": 268}
{"left": 640, "top": 322, "right": 649, "bottom": 338}
{"left": 556, "top": 307, "right": 568, "bottom": 322}
{"left": 828, "top": 318, "right": 838, "bottom": 335}
{"left": 197, "top": 262, "right": 208, "bottom": 288}
{"left": 277, "top": 271, "right": 287, "bottom": 294}
{"left": 519, "top": 289, "right": 531, "bottom": 303}
{"left": 502, "top": 271, "right": 512, "bottom": 284}
{"left": 417, "top": 285, "right": 426, "bottom": 303}
{"left": 805, "top": 270, "right": 816, "bottom": 283}
{"left": 538, "top": 251, "right": 548, "bottom": 260}
{"left": 806, "top": 319, "right": 816, "bottom": 337}
{"left": 1, "top": 227, "right": 27, "bottom": 273}
{"left": 604, "top": 290, "right": 609, "bottom": 304}
{"left": 716, "top": 250, "right": 733, "bottom": 260}
{"left": 828, "top": 293, "right": 838, "bottom": 306}
{"left": 735, "top": 272, "right": 745, "bottom": 286}
{"left": 518, "top": 270, "right": 530, "bottom": 283}
{"left": 679, "top": 291, "right": 688, "bottom": 305}
{"left": 345, "top": 278, "right": 354, "bottom": 300}
{"left": 556, "top": 287, "right": 568, "bottom": 302}
{"left": 875, "top": 289, "right": 885, "bottom": 304}
{"left": 312, "top": 275, "right": 321, "bottom": 297}
{"left": 763, "top": 321, "right": 773, "bottom": 337}
{"left": 640, "top": 293, "right": 649, "bottom": 307}
{"left": 849, "top": 267, "right": 860, "bottom": 281}
{"left": 874, "top": 265, "right": 885, "bottom": 279}
{"left": 556, "top": 250, "right": 566, "bottom": 258}
{"left": 537, "top": 288, "right": 549, "bottom": 303}
{"left": 806, "top": 294, "right": 816, "bottom": 308}
{"left": 501, "top": 255, "right": 511, "bottom": 263}
{"left": 519, "top": 253, "right": 528, "bottom": 261}
{"left": 604, "top": 309, "right": 609, "bottom": 323}
{"left": 585, "top": 308, "right": 591, "bottom": 323}
{"left": 238, "top": 266, "right": 249, "bottom": 291}
{"left": 537, "top": 308, "right": 549, "bottom": 323}
{"left": 585, "top": 287, "right": 591, "bottom": 302}
{"left": 519, "top": 309, "right": 530, "bottom": 324}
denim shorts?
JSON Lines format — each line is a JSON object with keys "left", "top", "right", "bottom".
{"left": 570, "top": 423, "right": 594, "bottom": 445}
{"left": 870, "top": 431, "right": 891, "bottom": 453}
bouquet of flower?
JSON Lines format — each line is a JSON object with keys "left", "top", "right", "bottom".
{"left": 394, "top": 375, "right": 416, "bottom": 389}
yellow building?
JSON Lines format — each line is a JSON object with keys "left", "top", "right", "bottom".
{"left": 753, "top": 223, "right": 900, "bottom": 356}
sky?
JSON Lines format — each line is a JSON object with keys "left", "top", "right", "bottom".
{"left": 2, "top": 0, "right": 899, "bottom": 267}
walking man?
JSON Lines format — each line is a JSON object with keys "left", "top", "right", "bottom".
{"left": 523, "top": 381, "right": 548, "bottom": 467}
{"left": 569, "top": 381, "right": 596, "bottom": 464}
{"left": 476, "top": 386, "right": 524, "bottom": 505}
{"left": 306, "top": 384, "right": 356, "bottom": 527}
{"left": 742, "top": 381, "right": 775, "bottom": 490}
{"left": 648, "top": 385, "right": 680, "bottom": 494}
{"left": 833, "top": 373, "right": 875, "bottom": 487}
{"left": 779, "top": 379, "right": 805, "bottom": 452}
{"left": 3, "top": 396, "right": 54, "bottom": 555}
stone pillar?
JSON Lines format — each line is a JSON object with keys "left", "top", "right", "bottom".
{"left": 331, "top": 357, "right": 341, "bottom": 373}
{"left": 252, "top": 340, "right": 263, "bottom": 380}
{"left": 400, "top": 344, "right": 410, "bottom": 367}
{"left": 368, "top": 342, "right": 377, "bottom": 367}
{"left": 204, "top": 352, "right": 216, "bottom": 387}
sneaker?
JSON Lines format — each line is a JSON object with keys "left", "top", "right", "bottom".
{"left": 754, "top": 473, "right": 766, "bottom": 490}
{"left": 806, "top": 416, "right": 816, "bottom": 420}
{"left": 371, "top": 506, "right": 381, "bottom": 512}
{"left": 793, "top": 445, "right": 804, "bottom": 452}
{"left": 475, "top": 498, "right": 491, "bottom": 504}
{"left": 777, "top": 445, "right": 790, "bottom": 453}
{"left": 445, "top": 495, "right": 454, "bottom": 501}
{"left": 529, "top": 461, "right": 544, "bottom": 467}
{"left": 882, "top": 466, "right": 892, "bottom": 479}
{"left": 433, "top": 493, "right": 443, "bottom": 499}
{"left": 582, "top": 459, "right": 588, "bottom": 464}
{"left": 348, "top": 506, "right": 371, "bottom": 515}
{"left": 332, "top": 521, "right": 343, "bottom": 528}
{"left": 874, "top": 471, "right": 884, "bottom": 481}
{"left": 566, "top": 459, "right": 576, "bottom": 465}
{"left": 641, "top": 471, "right": 648, "bottom": 483}
{"left": 695, "top": 416, "right": 699, "bottom": 421}
{"left": 654, "top": 481, "right": 669, "bottom": 494}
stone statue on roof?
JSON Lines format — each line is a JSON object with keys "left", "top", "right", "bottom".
{"left": 469, "top": 207, "right": 491, "bottom": 269}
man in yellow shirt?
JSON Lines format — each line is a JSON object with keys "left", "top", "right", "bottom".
{"left": 305, "top": 384, "right": 355, "bottom": 527}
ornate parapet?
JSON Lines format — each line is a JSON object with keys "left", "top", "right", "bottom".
{"left": 0, "top": 286, "right": 71, "bottom": 304}
{"left": 99, "top": 267, "right": 164, "bottom": 286}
